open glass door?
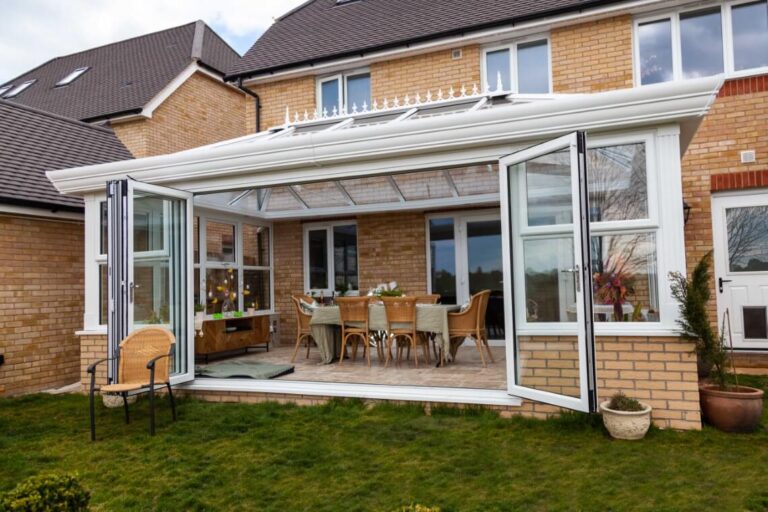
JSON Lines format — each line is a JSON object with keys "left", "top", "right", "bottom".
{"left": 107, "top": 179, "right": 194, "bottom": 385}
{"left": 500, "top": 132, "right": 597, "bottom": 413}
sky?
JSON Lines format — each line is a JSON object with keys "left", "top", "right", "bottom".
{"left": 0, "top": 0, "right": 307, "bottom": 82}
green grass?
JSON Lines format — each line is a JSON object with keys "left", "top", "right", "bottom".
{"left": 2, "top": 376, "right": 768, "bottom": 512}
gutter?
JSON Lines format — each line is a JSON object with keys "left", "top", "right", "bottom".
{"left": 237, "top": 77, "right": 261, "bottom": 133}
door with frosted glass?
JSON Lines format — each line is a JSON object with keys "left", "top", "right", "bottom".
{"left": 499, "top": 132, "right": 597, "bottom": 413}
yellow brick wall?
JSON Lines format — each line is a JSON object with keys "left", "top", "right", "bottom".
{"left": 551, "top": 15, "right": 634, "bottom": 93}
{"left": 79, "top": 334, "right": 108, "bottom": 391}
{"left": 0, "top": 215, "right": 83, "bottom": 396}
{"left": 247, "top": 76, "right": 316, "bottom": 132}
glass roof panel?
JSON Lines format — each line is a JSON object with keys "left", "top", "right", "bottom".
{"left": 293, "top": 121, "right": 341, "bottom": 135}
{"left": 339, "top": 176, "right": 400, "bottom": 204}
{"left": 449, "top": 164, "right": 499, "bottom": 196}
{"left": 409, "top": 99, "right": 480, "bottom": 120}
{"left": 392, "top": 170, "right": 453, "bottom": 200}
{"left": 265, "top": 187, "right": 304, "bottom": 211}
{"left": 293, "top": 182, "right": 349, "bottom": 208}
{"left": 348, "top": 111, "right": 404, "bottom": 127}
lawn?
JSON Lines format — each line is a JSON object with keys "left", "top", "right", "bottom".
{"left": 2, "top": 377, "right": 768, "bottom": 512}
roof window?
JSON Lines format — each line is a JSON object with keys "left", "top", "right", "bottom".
{"left": 56, "top": 67, "right": 90, "bottom": 87}
{"left": 0, "top": 85, "right": 12, "bottom": 96}
{"left": 3, "top": 80, "right": 36, "bottom": 98}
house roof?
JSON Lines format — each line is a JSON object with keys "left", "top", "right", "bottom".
{"left": 1, "top": 21, "right": 240, "bottom": 122}
{"left": 0, "top": 100, "right": 133, "bottom": 210}
{"left": 229, "top": 0, "right": 625, "bottom": 78}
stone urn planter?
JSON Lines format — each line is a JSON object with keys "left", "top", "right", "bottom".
{"left": 699, "top": 384, "right": 764, "bottom": 433}
{"left": 102, "top": 394, "right": 137, "bottom": 408}
{"left": 600, "top": 400, "right": 653, "bottom": 440}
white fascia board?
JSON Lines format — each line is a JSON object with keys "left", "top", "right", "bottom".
{"left": 47, "top": 76, "right": 722, "bottom": 195}
{"left": 0, "top": 203, "right": 84, "bottom": 221}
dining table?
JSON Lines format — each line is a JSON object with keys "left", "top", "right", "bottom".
{"left": 309, "top": 303, "right": 461, "bottom": 365}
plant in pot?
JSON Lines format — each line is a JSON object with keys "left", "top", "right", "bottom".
{"left": 600, "top": 391, "right": 652, "bottom": 440}
{"left": 670, "top": 252, "right": 764, "bottom": 432}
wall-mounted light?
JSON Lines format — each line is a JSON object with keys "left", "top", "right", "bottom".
{"left": 683, "top": 201, "right": 692, "bottom": 225}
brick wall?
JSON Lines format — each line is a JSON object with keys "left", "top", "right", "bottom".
{"left": 112, "top": 72, "right": 248, "bottom": 158}
{"left": 247, "top": 76, "right": 316, "bottom": 132}
{"left": 0, "top": 215, "right": 83, "bottom": 396}
{"left": 271, "top": 220, "right": 304, "bottom": 345}
{"left": 79, "top": 334, "right": 108, "bottom": 391}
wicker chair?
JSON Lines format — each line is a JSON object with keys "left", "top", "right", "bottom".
{"left": 415, "top": 294, "right": 440, "bottom": 304}
{"left": 336, "top": 297, "right": 372, "bottom": 366}
{"left": 290, "top": 295, "right": 316, "bottom": 362}
{"left": 447, "top": 290, "right": 494, "bottom": 367}
{"left": 87, "top": 327, "right": 177, "bottom": 441}
{"left": 382, "top": 296, "right": 429, "bottom": 367}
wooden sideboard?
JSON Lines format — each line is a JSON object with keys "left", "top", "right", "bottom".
{"left": 196, "top": 315, "right": 271, "bottom": 362}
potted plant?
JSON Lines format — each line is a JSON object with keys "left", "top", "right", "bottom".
{"left": 670, "top": 252, "right": 764, "bottom": 432}
{"left": 600, "top": 391, "right": 652, "bottom": 440}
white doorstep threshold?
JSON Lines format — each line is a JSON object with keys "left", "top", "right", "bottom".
{"left": 179, "top": 378, "right": 523, "bottom": 407}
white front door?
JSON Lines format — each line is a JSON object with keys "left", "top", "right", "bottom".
{"left": 500, "top": 132, "right": 598, "bottom": 413}
{"left": 712, "top": 192, "right": 768, "bottom": 349}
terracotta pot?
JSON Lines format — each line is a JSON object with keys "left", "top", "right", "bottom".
{"left": 600, "top": 401, "right": 652, "bottom": 440}
{"left": 699, "top": 385, "right": 764, "bottom": 433}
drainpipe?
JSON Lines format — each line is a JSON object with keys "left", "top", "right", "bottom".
{"left": 237, "top": 77, "right": 261, "bottom": 133}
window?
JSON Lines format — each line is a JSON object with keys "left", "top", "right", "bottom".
{"left": 635, "top": 1, "right": 768, "bottom": 85}
{"left": 56, "top": 67, "right": 89, "bottom": 86}
{"left": 3, "top": 79, "right": 36, "bottom": 98}
{"left": 483, "top": 38, "right": 550, "bottom": 94}
{"left": 304, "top": 222, "right": 358, "bottom": 294}
{"left": 0, "top": 85, "right": 11, "bottom": 96}
{"left": 317, "top": 71, "right": 371, "bottom": 116}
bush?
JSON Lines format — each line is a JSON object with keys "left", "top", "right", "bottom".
{"left": 607, "top": 392, "right": 644, "bottom": 412}
{"left": 1, "top": 473, "right": 90, "bottom": 512}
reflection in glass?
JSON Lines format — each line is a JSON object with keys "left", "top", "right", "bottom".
{"left": 732, "top": 1, "right": 768, "bottom": 72}
{"left": 134, "top": 261, "right": 169, "bottom": 324}
{"left": 467, "top": 220, "right": 505, "bottom": 338}
{"left": 99, "top": 263, "right": 108, "bottom": 325}
{"left": 517, "top": 40, "right": 550, "bottom": 93}
{"left": 133, "top": 195, "right": 165, "bottom": 252}
{"left": 193, "top": 217, "right": 199, "bottom": 264}
{"left": 587, "top": 144, "right": 648, "bottom": 222}
{"left": 346, "top": 73, "right": 371, "bottom": 111}
{"left": 590, "top": 233, "right": 659, "bottom": 322}
{"left": 308, "top": 229, "right": 328, "bottom": 289}
{"left": 321, "top": 78, "right": 340, "bottom": 115}
{"left": 206, "top": 268, "right": 239, "bottom": 314}
{"left": 485, "top": 48, "right": 511, "bottom": 91}
{"left": 681, "top": 9, "right": 724, "bottom": 78}
{"left": 743, "top": 307, "right": 768, "bottom": 339}
{"left": 100, "top": 202, "right": 108, "bottom": 255}
{"left": 638, "top": 19, "right": 674, "bottom": 85}
{"left": 726, "top": 206, "right": 768, "bottom": 271}
{"left": 333, "top": 225, "right": 358, "bottom": 292}
{"left": 244, "top": 269, "right": 270, "bottom": 311}
{"left": 523, "top": 150, "right": 572, "bottom": 226}
{"left": 429, "top": 219, "right": 456, "bottom": 305}
{"left": 243, "top": 224, "right": 270, "bottom": 267}
{"left": 523, "top": 237, "right": 576, "bottom": 322}
{"left": 206, "top": 221, "right": 236, "bottom": 263}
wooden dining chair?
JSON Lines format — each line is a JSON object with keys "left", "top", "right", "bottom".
{"left": 87, "top": 327, "right": 177, "bottom": 441}
{"left": 381, "top": 296, "right": 429, "bottom": 367}
{"left": 291, "top": 295, "right": 316, "bottom": 362}
{"left": 447, "top": 290, "right": 494, "bottom": 367}
{"left": 336, "top": 297, "right": 372, "bottom": 366}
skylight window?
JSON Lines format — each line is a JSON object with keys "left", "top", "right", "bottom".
{"left": 3, "top": 80, "right": 36, "bottom": 98}
{"left": 0, "top": 85, "right": 12, "bottom": 96}
{"left": 56, "top": 67, "right": 90, "bottom": 86}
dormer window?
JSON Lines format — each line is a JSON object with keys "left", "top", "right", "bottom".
{"left": 56, "top": 67, "right": 90, "bottom": 87}
{"left": 316, "top": 71, "right": 371, "bottom": 116}
{"left": 3, "top": 80, "right": 36, "bottom": 98}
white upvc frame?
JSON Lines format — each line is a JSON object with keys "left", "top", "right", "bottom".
{"left": 316, "top": 68, "right": 371, "bottom": 115}
{"left": 303, "top": 220, "right": 358, "bottom": 295}
{"left": 480, "top": 34, "right": 552, "bottom": 94}
{"left": 633, "top": 0, "right": 768, "bottom": 87}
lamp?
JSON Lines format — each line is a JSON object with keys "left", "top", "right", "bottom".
{"left": 683, "top": 201, "right": 692, "bottom": 225}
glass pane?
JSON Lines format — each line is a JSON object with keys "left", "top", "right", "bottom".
{"left": 744, "top": 307, "right": 768, "bottom": 339}
{"left": 523, "top": 237, "right": 576, "bottom": 322}
{"left": 133, "top": 261, "right": 169, "bottom": 324}
{"left": 333, "top": 225, "right": 358, "bottom": 292}
{"left": 294, "top": 182, "right": 348, "bottom": 208}
{"left": 485, "top": 48, "right": 511, "bottom": 92}
{"left": 467, "top": 220, "right": 505, "bottom": 338}
{"left": 429, "top": 219, "right": 456, "bottom": 304}
{"left": 340, "top": 176, "right": 400, "bottom": 205}
{"left": 590, "top": 233, "right": 659, "bottom": 322}
{"left": 99, "top": 263, "right": 108, "bottom": 325}
{"left": 308, "top": 229, "right": 328, "bottom": 289}
{"left": 726, "top": 205, "right": 768, "bottom": 271}
{"left": 449, "top": 164, "right": 499, "bottom": 196}
{"left": 206, "top": 221, "right": 236, "bottom": 263}
{"left": 193, "top": 217, "right": 199, "bottom": 264}
{"left": 587, "top": 144, "right": 648, "bottom": 222}
{"left": 194, "top": 267, "right": 200, "bottom": 311}
{"left": 206, "top": 268, "right": 238, "bottom": 314}
{"left": 523, "top": 150, "right": 573, "bottom": 226}
{"left": 133, "top": 196, "right": 166, "bottom": 252}
{"left": 732, "top": 1, "right": 768, "bottom": 71}
{"left": 392, "top": 170, "right": 453, "bottom": 200}
{"left": 517, "top": 40, "right": 550, "bottom": 93}
{"left": 346, "top": 73, "right": 371, "bottom": 111}
{"left": 243, "top": 224, "right": 270, "bottom": 267}
{"left": 638, "top": 19, "right": 674, "bottom": 85}
{"left": 681, "top": 8, "right": 724, "bottom": 78}
{"left": 517, "top": 335, "right": 581, "bottom": 398}
{"left": 321, "top": 78, "right": 340, "bottom": 115}
{"left": 244, "top": 269, "right": 271, "bottom": 311}
{"left": 100, "top": 201, "right": 108, "bottom": 255}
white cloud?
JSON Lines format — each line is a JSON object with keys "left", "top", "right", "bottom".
{"left": 0, "top": 0, "right": 306, "bottom": 82}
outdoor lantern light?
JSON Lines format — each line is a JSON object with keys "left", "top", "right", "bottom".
{"left": 683, "top": 201, "right": 692, "bottom": 225}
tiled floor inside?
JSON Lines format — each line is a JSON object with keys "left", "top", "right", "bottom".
{"left": 198, "top": 342, "right": 507, "bottom": 390}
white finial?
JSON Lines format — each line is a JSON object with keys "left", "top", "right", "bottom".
{"left": 415, "top": 92, "right": 422, "bottom": 104}
{"left": 284, "top": 106, "right": 290, "bottom": 125}
{"left": 393, "top": 96, "right": 400, "bottom": 107}
{"left": 332, "top": 105, "right": 338, "bottom": 117}
{"left": 361, "top": 100, "right": 368, "bottom": 112}
{"left": 382, "top": 97, "right": 389, "bottom": 109}
{"left": 312, "top": 109, "right": 319, "bottom": 120}
{"left": 293, "top": 112, "right": 300, "bottom": 123}
{"left": 351, "top": 102, "right": 358, "bottom": 114}
{"left": 426, "top": 90, "right": 433, "bottom": 102}
{"left": 448, "top": 86, "right": 455, "bottom": 98}
{"left": 322, "top": 107, "right": 328, "bottom": 118}
{"left": 496, "top": 71, "right": 504, "bottom": 93}
{"left": 460, "top": 84, "right": 467, "bottom": 97}
{"left": 403, "top": 93, "right": 411, "bottom": 105}
{"left": 437, "top": 88, "right": 444, "bottom": 100}
{"left": 372, "top": 99, "right": 379, "bottom": 111}
{"left": 303, "top": 110, "right": 309, "bottom": 121}
{"left": 471, "top": 83, "right": 479, "bottom": 96}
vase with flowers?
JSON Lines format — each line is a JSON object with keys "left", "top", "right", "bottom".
{"left": 592, "top": 255, "right": 636, "bottom": 322}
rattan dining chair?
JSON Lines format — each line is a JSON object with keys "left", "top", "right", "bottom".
{"left": 291, "top": 295, "right": 316, "bottom": 362}
{"left": 447, "top": 290, "right": 494, "bottom": 367}
{"left": 382, "top": 296, "right": 430, "bottom": 367}
{"left": 336, "top": 296, "right": 372, "bottom": 366}
{"left": 87, "top": 327, "right": 177, "bottom": 441}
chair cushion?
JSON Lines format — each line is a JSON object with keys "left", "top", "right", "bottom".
{"left": 459, "top": 301, "right": 470, "bottom": 313}
{"left": 101, "top": 382, "right": 150, "bottom": 393}
{"left": 299, "top": 299, "right": 319, "bottom": 314}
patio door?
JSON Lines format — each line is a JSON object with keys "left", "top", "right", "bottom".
{"left": 106, "top": 179, "right": 194, "bottom": 384}
{"left": 499, "top": 132, "right": 598, "bottom": 413}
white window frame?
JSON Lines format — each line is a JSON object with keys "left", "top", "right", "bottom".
{"left": 4, "top": 79, "right": 36, "bottom": 98}
{"left": 56, "top": 67, "right": 90, "bottom": 87}
{"left": 480, "top": 35, "right": 552, "bottom": 94}
{"left": 303, "top": 220, "right": 358, "bottom": 295}
{"left": 316, "top": 69, "right": 371, "bottom": 115}
{"left": 633, "top": 0, "right": 768, "bottom": 86}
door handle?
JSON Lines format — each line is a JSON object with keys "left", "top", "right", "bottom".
{"left": 718, "top": 277, "right": 732, "bottom": 293}
{"left": 561, "top": 265, "right": 581, "bottom": 292}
